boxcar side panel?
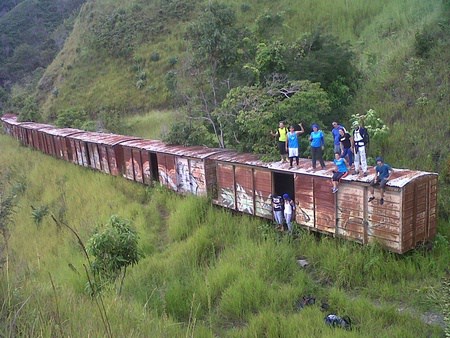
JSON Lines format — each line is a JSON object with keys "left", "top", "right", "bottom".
{"left": 235, "top": 166, "right": 254, "bottom": 214}
{"left": 107, "top": 147, "right": 119, "bottom": 176}
{"left": 122, "top": 147, "right": 134, "bottom": 180}
{"left": 314, "top": 177, "right": 335, "bottom": 234}
{"left": 98, "top": 146, "right": 110, "bottom": 174}
{"left": 428, "top": 176, "right": 438, "bottom": 238}
{"left": 367, "top": 189, "right": 402, "bottom": 253}
{"left": 157, "top": 153, "right": 177, "bottom": 191}
{"left": 336, "top": 183, "right": 365, "bottom": 243}
{"left": 132, "top": 149, "right": 144, "bottom": 184}
{"left": 295, "top": 174, "right": 315, "bottom": 228}
{"left": 176, "top": 157, "right": 191, "bottom": 194}
{"left": 190, "top": 159, "right": 207, "bottom": 196}
{"left": 141, "top": 151, "right": 151, "bottom": 185}
{"left": 216, "top": 163, "right": 235, "bottom": 209}
{"left": 253, "top": 169, "right": 272, "bottom": 219}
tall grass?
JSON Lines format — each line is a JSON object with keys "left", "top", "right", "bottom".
{"left": 0, "top": 134, "right": 448, "bottom": 336}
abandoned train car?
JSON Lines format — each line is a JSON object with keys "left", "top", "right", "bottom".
{"left": 0, "top": 115, "right": 438, "bottom": 253}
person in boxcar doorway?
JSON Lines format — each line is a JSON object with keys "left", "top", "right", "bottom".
{"left": 352, "top": 120, "right": 369, "bottom": 176}
{"left": 309, "top": 124, "right": 326, "bottom": 169}
{"left": 269, "top": 194, "right": 284, "bottom": 229}
{"left": 331, "top": 152, "right": 349, "bottom": 193}
{"left": 286, "top": 123, "right": 305, "bottom": 169}
{"left": 332, "top": 121, "right": 345, "bottom": 153}
{"left": 338, "top": 128, "right": 354, "bottom": 167}
{"left": 368, "top": 157, "right": 393, "bottom": 205}
{"left": 283, "top": 193, "right": 296, "bottom": 233}
{"left": 271, "top": 121, "right": 289, "bottom": 163}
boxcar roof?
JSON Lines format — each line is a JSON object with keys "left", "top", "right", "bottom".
{"left": 19, "top": 122, "right": 54, "bottom": 130}
{"left": 210, "top": 153, "right": 437, "bottom": 188}
{"left": 120, "top": 139, "right": 228, "bottom": 159}
{"left": 69, "top": 132, "right": 140, "bottom": 146}
{"left": 42, "top": 127, "right": 83, "bottom": 137}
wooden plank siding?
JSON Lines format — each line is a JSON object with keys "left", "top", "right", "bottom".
{"left": 336, "top": 183, "right": 365, "bottom": 243}
{"left": 254, "top": 169, "right": 272, "bottom": 219}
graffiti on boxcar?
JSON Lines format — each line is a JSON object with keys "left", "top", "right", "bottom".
{"left": 254, "top": 189, "right": 272, "bottom": 218}
{"left": 175, "top": 159, "right": 207, "bottom": 195}
{"left": 220, "top": 184, "right": 273, "bottom": 217}
{"left": 219, "top": 187, "right": 235, "bottom": 208}
{"left": 158, "top": 166, "right": 177, "bottom": 190}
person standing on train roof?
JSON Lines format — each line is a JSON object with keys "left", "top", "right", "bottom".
{"left": 332, "top": 121, "right": 345, "bottom": 153}
{"left": 271, "top": 121, "right": 289, "bottom": 163}
{"left": 352, "top": 120, "right": 369, "bottom": 176}
{"left": 368, "top": 157, "right": 393, "bottom": 205}
{"left": 286, "top": 123, "right": 305, "bottom": 169}
{"left": 331, "top": 152, "right": 349, "bottom": 193}
{"left": 269, "top": 194, "right": 284, "bottom": 229}
{"left": 309, "top": 123, "right": 326, "bottom": 169}
{"left": 282, "top": 193, "right": 296, "bottom": 233}
{"left": 339, "top": 127, "right": 354, "bottom": 167}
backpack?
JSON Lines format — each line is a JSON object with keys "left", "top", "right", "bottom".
{"left": 324, "top": 314, "right": 352, "bottom": 330}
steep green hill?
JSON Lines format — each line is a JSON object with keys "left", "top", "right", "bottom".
{"left": 0, "top": 0, "right": 85, "bottom": 111}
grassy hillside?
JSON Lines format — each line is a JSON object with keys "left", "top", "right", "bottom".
{"left": 0, "top": 134, "right": 449, "bottom": 336}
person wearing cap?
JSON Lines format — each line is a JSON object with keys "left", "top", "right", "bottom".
{"left": 368, "top": 157, "right": 393, "bottom": 205}
{"left": 286, "top": 123, "right": 305, "bottom": 169}
{"left": 269, "top": 193, "right": 284, "bottom": 228}
{"left": 283, "top": 193, "right": 296, "bottom": 232}
{"left": 352, "top": 120, "right": 369, "bottom": 176}
{"left": 332, "top": 121, "right": 345, "bottom": 153}
{"left": 271, "top": 121, "right": 289, "bottom": 163}
{"left": 331, "top": 152, "right": 349, "bottom": 193}
{"left": 309, "top": 123, "right": 326, "bottom": 169}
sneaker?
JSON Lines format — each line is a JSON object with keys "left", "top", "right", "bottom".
{"left": 380, "top": 198, "right": 384, "bottom": 205}
{"left": 332, "top": 187, "right": 338, "bottom": 194}
{"left": 363, "top": 172, "right": 368, "bottom": 177}
{"left": 289, "top": 166, "right": 293, "bottom": 169}
{"left": 353, "top": 170, "right": 359, "bottom": 175}
{"left": 368, "top": 196, "right": 375, "bottom": 202}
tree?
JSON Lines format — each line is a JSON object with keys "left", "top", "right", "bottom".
{"left": 351, "top": 109, "right": 389, "bottom": 158}
{"left": 87, "top": 215, "right": 143, "bottom": 293}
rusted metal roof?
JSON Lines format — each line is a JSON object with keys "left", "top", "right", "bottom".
{"left": 43, "top": 127, "right": 84, "bottom": 137}
{"left": 120, "top": 139, "right": 228, "bottom": 159}
{"left": 210, "top": 153, "right": 437, "bottom": 188}
{"left": 20, "top": 122, "right": 55, "bottom": 130}
{"left": 69, "top": 132, "right": 140, "bottom": 146}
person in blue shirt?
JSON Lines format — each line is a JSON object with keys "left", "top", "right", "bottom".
{"left": 368, "top": 157, "right": 393, "bottom": 205}
{"left": 332, "top": 121, "right": 345, "bottom": 153}
{"left": 309, "top": 124, "right": 326, "bottom": 169}
{"left": 331, "top": 152, "right": 349, "bottom": 193}
{"left": 286, "top": 123, "right": 305, "bottom": 169}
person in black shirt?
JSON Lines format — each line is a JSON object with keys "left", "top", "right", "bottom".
{"left": 338, "top": 128, "right": 354, "bottom": 167}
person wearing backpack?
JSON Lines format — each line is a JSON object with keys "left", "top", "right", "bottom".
{"left": 352, "top": 121, "right": 369, "bottom": 176}
{"left": 271, "top": 121, "right": 289, "bottom": 163}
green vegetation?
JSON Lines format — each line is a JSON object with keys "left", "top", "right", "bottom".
{"left": 0, "top": 132, "right": 449, "bottom": 336}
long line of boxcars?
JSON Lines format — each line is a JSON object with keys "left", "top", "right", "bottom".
{"left": 1, "top": 114, "right": 438, "bottom": 254}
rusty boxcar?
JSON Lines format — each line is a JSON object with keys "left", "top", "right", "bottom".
{"left": 0, "top": 115, "right": 438, "bottom": 253}
{"left": 120, "top": 139, "right": 227, "bottom": 196}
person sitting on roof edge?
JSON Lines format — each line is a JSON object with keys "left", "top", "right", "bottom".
{"left": 286, "top": 123, "right": 305, "bottom": 169}
{"left": 331, "top": 152, "right": 349, "bottom": 193}
{"left": 368, "top": 157, "right": 393, "bottom": 205}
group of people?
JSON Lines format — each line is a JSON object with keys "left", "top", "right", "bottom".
{"left": 271, "top": 120, "right": 393, "bottom": 206}
{"left": 270, "top": 193, "right": 296, "bottom": 232}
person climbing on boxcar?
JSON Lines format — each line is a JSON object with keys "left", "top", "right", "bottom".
{"left": 352, "top": 120, "right": 369, "bottom": 176}
{"left": 283, "top": 193, "right": 296, "bottom": 233}
{"left": 309, "top": 124, "right": 326, "bottom": 169}
{"left": 368, "top": 157, "right": 393, "bottom": 205}
{"left": 339, "top": 128, "right": 354, "bottom": 167}
{"left": 331, "top": 152, "right": 349, "bottom": 193}
{"left": 271, "top": 121, "right": 289, "bottom": 163}
{"left": 286, "top": 123, "right": 305, "bottom": 169}
{"left": 269, "top": 193, "right": 284, "bottom": 229}
{"left": 332, "top": 121, "right": 345, "bottom": 153}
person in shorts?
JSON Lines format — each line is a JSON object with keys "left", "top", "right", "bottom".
{"left": 271, "top": 121, "right": 289, "bottom": 163}
{"left": 286, "top": 123, "right": 305, "bottom": 169}
{"left": 331, "top": 152, "right": 348, "bottom": 193}
{"left": 368, "top": 157, "right": 393, "bottom": 205}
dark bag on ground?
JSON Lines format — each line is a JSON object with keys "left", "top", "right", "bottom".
{"left": 324, "top": 314, "right": 352, "bottom": 330}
